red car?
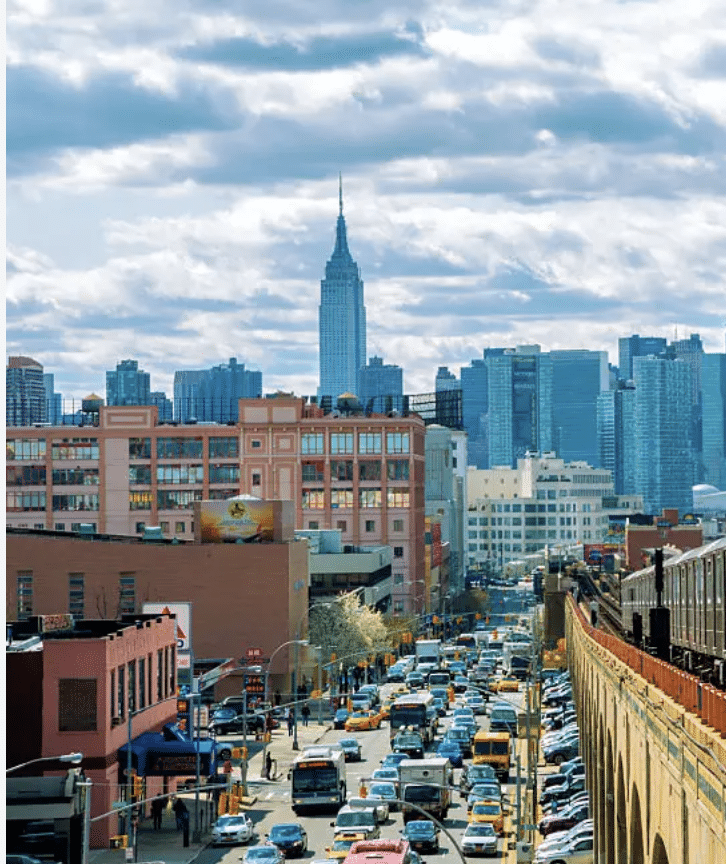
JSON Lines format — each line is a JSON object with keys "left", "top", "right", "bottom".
{"left": 538, "top": 801, "right": 590, "bottom": 836}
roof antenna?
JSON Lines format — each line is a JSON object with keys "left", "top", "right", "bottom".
{"left": 339, "top": 172, "right": 343, "bottom": 216}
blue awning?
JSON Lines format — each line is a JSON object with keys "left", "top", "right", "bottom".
{"left": 118, "top": 724, "right": 216, "bottom": 778}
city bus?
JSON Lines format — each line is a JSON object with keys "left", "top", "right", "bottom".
{"left": 290, "top": 746, "right": 346, "bottom": 813}
{"left": 389, "top": 692, "right": 436, "bottom": 746}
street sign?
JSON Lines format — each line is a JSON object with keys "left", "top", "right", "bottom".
{"left": 125, "top": 847, "right": 133, "bottom": 862}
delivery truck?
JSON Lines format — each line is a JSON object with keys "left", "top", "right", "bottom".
{"left": 399, "top": 757, "right": 452, "bottom": 823}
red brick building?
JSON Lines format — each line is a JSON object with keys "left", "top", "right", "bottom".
{"left": 625, "top": 508, "right": 703, "bottom": 569}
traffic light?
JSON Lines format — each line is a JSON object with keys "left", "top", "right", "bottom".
{"left": 110, "top": 836, "right": 128, "bottom": 849}
{"left": 133, "top": 775, "right": 143, "bottom": 799}
{"left": 218, "top": 793, "right": 228, "bottom": 815}
{"left": 228, "top": 794, "right": 240, "bottom": 814}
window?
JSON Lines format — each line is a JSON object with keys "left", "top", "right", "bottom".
{"left": 52, "top": 438, "right": 99, "bottom": 460}
{"left": 301, "top": 433, "right": 324, "bottom": 454}
{"left": 337, "top": 520, "right": 347, "bottom": 531}
{"left": 308, "top": 521, "right": 319, "bottom": 529}
{"left": 17, "top": 571, "right": 33, "bottom": 619}
{"left": 120, "top": 574, "right": 135, "bottom": 614}
{"left": 6, "top": 465, "right": 46, "bottom": 485}
{"left": 6, "top": 439, "right": 47, "bottom": 460}
{"left": 331, "top": 489, "right": 353, "bottom": 508}
{"left": 394, "top": 546, "right": 404, "bottom": 558}
{"left": 208, "top": 489, "right": 237, "bottom": 500}
{"left": 302, "top": 461, "right": 325, "bottom": 482}
{"left": 157, "top": 490, "right": 203, "bottom": 509}
{"left": 118, "top": 665, "right": 125, "bottom": 719}
{"left": 55, "top": 523, "right": 65, "bottom": 531}
{"left": 365, "top": 520, "right": 375, "bottom": 532}
{"left": 129, "top": 438, "right": 151, "bottom": 459}
{"left": 129, "top": 492, "right": 153, "bottom": 511}
{"left": 69, "top": 573, "right": 84, "bottom": 618}
{"left": 157, "top": 464, "right": 204, "bottom": 484}
{"left": 135, "top": 522, "right": 146, "bottom": 534}
{"left": 331, "top": 433, "right": 354, "bottom": 454}
{"left": 394, "top": 600, "right": 405, "bottom": 614}
{"left": 128, "top": 660, "right": 136, "bottom": 714}
{"left": 7, "top": 491, "right": 47, "bottom": 511}
{"left": 71, "top": 522, "right": 96, "bottom": 532}
{"left": 52, "top": 493, "right": 99, "bottom": 511}
{"left": 129, "top": 465, "right": 152, "bottom": 485}
{"left": 331, "top": 460, "right": 354, "bottom": 481}
{"left": 252, "top": 472, "right": 261, "bottom": 486}
{"left": 359, "top": 461, "right": 381, "bottom": 481}
{"left": 110, "top": 668, "right": 116, "bottom": 719}
{"left": 302, "top": 489, "right": 325, "bottom": 509}
{"left": 169, "top": 646, "right": 176, "bottom": 695}
{"left": 156, "top": 437, "right": 203, "bottom": 459}
{"left": 387, "top": 490, "right": 410, "bottom": 508}
{"left": 52, "top": 468, "right": 99, "bottom": 486}
{"left": 359, "top": 489, "right": 381, "bottom": 508}
{"left": 359, "top": 433, "right": 381, "bottom": 454}
{"left": 157, "top": 650, "right": 163, "bottom": 700}
{"left": 138, "top": 657, "right": 146, "bottom": 710}
{"left": 175, "top": 522, "right": 186, "bottom": 534}
{"left": 386, "top": 432, "right": 409, "bottom": 454}
{"left": 59, "top": 679, "right": 97, "bottom": 731}
{"left": 393, "top": 519, "right": 404, "bottom": 532}
{"left": 208, "top": 464, "right": 240, "bottom": 484}
{"left": 160, "top": 521, "right": 169, "bottom": 533}
{"left": 386, "top": 459, "right": 409, "bottom": 480}
{"left": 210, "top": 436, "right": 239, "bottom": 458}
{"left": 250, "top": 439, "right": 262, "bottom": 449}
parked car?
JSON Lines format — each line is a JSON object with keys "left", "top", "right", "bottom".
{"left": 460, "top": 822, "right": 499, "bottom": 857}
{"left": 267, "top": 824, "right": 308, "bottom": 858}
{"left": 535, "top": 835, "right": 594, "bottom": 863}
{"left": 436, "top": 740, "right": 464, "bottom": 768}
{"left": 540, "top": 777, "right": 586, "bottom": 807}
{"left": 242, "top": 845, "right": 285, "bottom": 864}
{"left": 211, "top": 814, "right": 255, "bottom": 846}
{"left": 401, "top": 820, "right": 441, "bottom": 854}
{"left": 337, "top": 738, "right": 363, "bottom": 762}
{"left": 210, "top": 711, "right": 265, "bottom": 735}
{"left": 539, "top": 801, "right": 590, "bottom": 837}
{"left": 534, "top": 819, "right": 594, "bottom": 861}
{"left": 543, "top": 738, "right": 580, "bottom": 766}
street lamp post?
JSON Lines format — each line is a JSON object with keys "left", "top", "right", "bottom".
{"left": 261, "top": 639, "right": 308, "bottom": 773}
{"left": 6, "top": 751, "right": 84, "bottom": 774}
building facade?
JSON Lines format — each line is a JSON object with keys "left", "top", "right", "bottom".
{"left": 7, "top": 355, "right": 47, "bottom": 427}
{"left": 105, "top": 360, "right": 151, "bottom": 407}
{"left": 597, "top": 384, "right": 636, "bottom": 494}
{"left": 702, "top": 353, "right": 726, "bottom": 489}
{"left": 358, "top": 356, "right": 403, "bottom": 414}
{"left": 173, "top": 357, "right": 262, "bottom": 423}
{"left": 318, "top": 180, "right": 366, "bottom": 401}
{"left": 618, "top": 334, "right": 667, "bottom": 381}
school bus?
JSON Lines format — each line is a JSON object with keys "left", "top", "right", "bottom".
{"left": 472, "top": 731, "right": 511, "bottom": 780}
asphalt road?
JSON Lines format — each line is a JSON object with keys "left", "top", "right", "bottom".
{"left": 196, "top": 681, "right": 530, "bottom": 864}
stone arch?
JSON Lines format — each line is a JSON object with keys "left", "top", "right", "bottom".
{"left": 605, "top": 733, "right": 615, "bottom": 864}
{"left": 652, "top": 833, "right": 669, "bottom": 864}
{"left": 616, "top": 756, "right": 627, "bottom": 864}
{"left": 595, "top": 714, "right": 607, "bottom": 862}
{"left": 630, "top": 782, "right": 645, "bottom": 864}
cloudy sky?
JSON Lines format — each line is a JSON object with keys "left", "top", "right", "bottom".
{"left": 7, "top": 0, "right": 726, "bottom": 401}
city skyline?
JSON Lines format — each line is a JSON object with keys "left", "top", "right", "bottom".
{"left": 7, "top": 1, "right": 726, "bottom": 401}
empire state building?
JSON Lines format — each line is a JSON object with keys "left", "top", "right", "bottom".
{"left": 318, "top": 178, "right": 367, "bottom": 402}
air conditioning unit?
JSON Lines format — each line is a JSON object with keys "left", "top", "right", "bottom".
{"left": 111, "top": 716, "right": 123, "bottom": 727}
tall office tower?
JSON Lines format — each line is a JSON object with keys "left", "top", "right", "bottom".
{"left": 425, "top": 424, "right": 465, "bottom": 594}
{"left": 702, "top": 353, "right": 726, "bottom": 488}
{"left": 618, "top": 335, "right": 667, "bottom": 381}
{"left": 597, "top": 384, "right": 636, "bottom": 494}
{"left": 318, "top": 178, "right": 366, "bottom": 401}
{"left": 358, "top": 356, "right": 403, "bottom": 413}
{"left": 460, "top": 359, "right": 488, "bottom": 469}
{"left": 487, "top": 346, "right": 552, "bottom": 468}
{"left": 7, "top": 356, "right": 47, "bottom": 426}
{"left": 633, "top": 356, "right": 695, "bottom": 515}
{"left": 550, "top": 350, "right": 609, "bottom": 466}
{"left": 43, "top": 373, "right": 62, "bottom": 425}
{"left": 150, "top": 391, "right": 173, "bottom": 422}
{"left": 668, "top": 333, "right": 704, "bottom": 478}
{"left": 435, "top": 366, "right": 460, "bottom": 392}
{"left": 106, "top": 359, "right": 151, "bottom": 406}
{"left": 174, "top": 358, "right": 262, "bottom": 423}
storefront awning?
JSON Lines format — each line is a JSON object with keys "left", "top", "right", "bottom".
{"left": 118, "top": 724, "right": 216, "bottom": 779}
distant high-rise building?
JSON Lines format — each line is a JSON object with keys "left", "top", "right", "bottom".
{"left": 43, "top": 372, "right": 62, "bottom": 425}
{"left": 318, "top": 177, "right": 366, "bottom": 401}
{"left": 435, "top": 367, "right": 459, "bottom": 392}
{"left": 702, "top": 353, "right": 726, "bottom": 489}
{"left": 150, "top": 391, "right": 173, "bottom": 422}
{"left": 460, "top": 358, "right": 489, "bottom": 469}
{"left": 7, "top": 356, "right": 46, "bottom": 426}
{"left": 106, "top": 359, "right": 151, "bottom": 406}
{"left": 618, "top": 335, "right": 667, "bottom": 381}
{"left": 358, "top": 356, "right": 403, "bottom": 414}
{"left": 633, "top": 356, "right": 695, "bottom": 515}
{"left": 597, "top": 384, "right": 636, "bottom": 494}
{"left": 550, "top": 350, "right": 609, "bottom": 466}
{"left": 174, "top": 358, "right": 262, "bottom": 423}
{"left": 487, "top": 346, "right": 552, "bottom": 467}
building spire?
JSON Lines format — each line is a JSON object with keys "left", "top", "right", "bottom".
{"left": 333, "top": 174, "right": 350, "bottom": 258}
{"left": 339, "top": 172, "right": 343, "bottom": 216}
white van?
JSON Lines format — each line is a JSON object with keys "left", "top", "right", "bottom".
{"left": 331, "top": 805, "right": 380, "bottom": 839}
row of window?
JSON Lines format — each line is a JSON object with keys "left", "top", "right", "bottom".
{"left": 7, "top": 438, "right": 99, "bottom": 461}
{"left": 130, "top": 490, "right": 204, "bottom": 510}
{"left": 307, "top": 518, "right": 406, "bottom": 534}
{"left": 302, "top": 459, "right": 410, "bottom": 482}
{"left": 6, "top": 467, "right": 100, "bottom": 486}
{"left": 7, "top": 492, "right": 100, "bottom": 512}
{"left": 302, "top": 489, "right": 411, "bottom": 510}
{"left": 302, "top": 432, "right": 410, "bottom": 455}
{"left": 130, "top": 437, "right": 238, "bottom": 459}
{"left": 129, "top": 464, "right": 241, "bottom": 484}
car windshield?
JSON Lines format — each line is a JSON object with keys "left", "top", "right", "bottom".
{"left": 339, "top": 739, "right": 357, "bottom": 747}
{"left": 374, "top": 770, "right": 398, "bottom": 780}
{"left": 332, "top": 840, "right": 356, "bottom": 852}
{"left": 350, "top": 712, "right": 367, "bottom": 718}
{"left": 406, "top": 822, "right": 435, "bottom": 836}
{"left": 337, "top": 812, "right": 375, "bottom": 827}
{"left": 370, "top": 784, "right": 395, "bottom": 797}
{"left": 269, "top": 825, "right": 300, "bottom": 839}
{"left": 467, "top": 824, "right": 496, "bottom": 837}
{"left": 471, "top": 784, "right": 499, "bottom": 796}
{"left": 474, "top": 804, "right": 500, "bottom": 815}
{"left": 246, "top": 849, "right": 279, "bottom": 861}
{"left": 218, "top": 816, "right": 248, "bottom": 827}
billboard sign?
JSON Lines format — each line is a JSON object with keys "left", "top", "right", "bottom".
{"left": 197, "top": 498, "right": 275, "bottom": 543}
{"left": 142, "top": 602, "right": 192, "bottom": 658}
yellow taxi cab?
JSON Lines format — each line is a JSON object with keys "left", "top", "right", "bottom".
{"left": 325, "top": 832, "right": 367, "bottom": 861}
{"left": 345, "top": 709, "right": 383, "bottom": 732}
{"left": 490, "top": 677, "right": 519, "bottom": 693}
{"left": 469, "top": 799, "right": 505, "bottom": 834}
{"left": 379, "top": 699, "right": 393, "bottom": 720}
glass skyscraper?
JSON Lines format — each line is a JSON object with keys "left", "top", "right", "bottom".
{"left": 318, "top": 179, "right": 366, "bottom": 401}
{"left": 618, "top": 334, "right": 667, "bottom": 381}
{"left": 7, "top": 356, "right": 46, "bottom": 426}
{"left": 358, "top": 356, "right": 403, "bottom": 413}
{"left": 702, "top": 353, "right": 726, "bottom": 489}
{"left": 174, "top": 358, "right": 262, "bottom": 422}
{"left": 633, "top": 356, "right": 695, "bottom": 515}
{"left": 597, "top": 384, "right": 636, "bottom": 494}
{"left": 106, "top": 359, "right": 151, "bottom": 406}
{"left": 550, "top": 350, "right": 609, "bottom": 466}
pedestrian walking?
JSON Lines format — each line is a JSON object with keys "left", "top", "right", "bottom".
{"left": 151, "top": 796, "right": 164, "bottom": 830}
{"left": 301, "top": 703, "right": 310, "bottom": 727}
{"left": 286, "top": 709, "right": 294, "bottom": 736}
{"left": 265, "top": 751, "right": 273, "bottom": 780}
{"left": 172, "top": 796, "right": 188, "bottom": 831}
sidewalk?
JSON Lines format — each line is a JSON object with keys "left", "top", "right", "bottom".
{"left": 87, "top": 719, "right": 332, "bottom": 864}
